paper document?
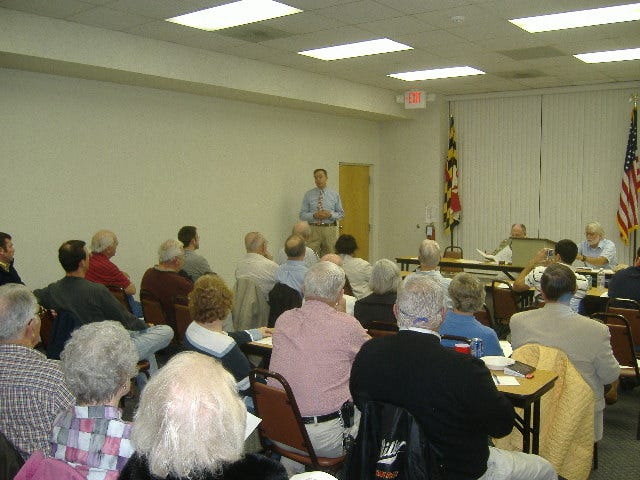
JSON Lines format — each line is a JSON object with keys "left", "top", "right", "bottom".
{"left": 493, "top": 375, "right": 520, "bottom": 386}
{"left": 245, "top": 411, "right": 261, "bottom": 439}
{"left": 476, "top": 249, "right": 497, "bottom": 262}
{"left": 252, "top": 336, "right": 273, "bottom": 346}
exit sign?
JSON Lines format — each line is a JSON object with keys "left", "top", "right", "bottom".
{"left": 404, "top": 90, "right": 426, "bottom": 109}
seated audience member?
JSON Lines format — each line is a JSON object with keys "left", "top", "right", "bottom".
{"left": 335, "top": 234, "right": 372, "bottom": 299}
{"left": 353, "top": 259, "right": 400, "bottom": 329}
{"left": 274, "top": 234, "right": 308, "bottom": 296}
{"left": 269, "top": 261, "right": 369, "bottom": 475}
{"left": 0, "top": 232, "right": 23, "bottom": 286}
{"left": 576, "top": 221, "right": 617, "bottom": 270}
{"left": 404, "top": 239, "right": 452, "bottom": 308}
{"left": 510, "top": 264, "right": 620, "bottom": 442}
{"left": 85, "top": 229, "right": 142, "bottom": 317}
{"left": 320, "top": 253, "right": 356, "bottom": 314}
{"left": 350, "top": 276, "right": 557, "bottom": 480}
{"left": 119, "top": 351, "right": 287, "bottom": 480}
{"left": 235, "top": 232, "right": 278, "bottom": 299}
{"left": 492, "top": 224, "right": 526, "bottom": 263}
{"left": 178, "top": 226, "right": 214, "bottom": 282}
{"left": 440, "top": 273, "right": 503, "bottom": 356}
{"left": 34, "top": 240, "right": 173, "bottom": 376}
{"left": 48, "top": 321, "right": 137, "bottom": 478}
{"left": 512, "top": 239, "right": 589, "bottom": 312}
{"left": 606, "top": 246, "right": 640, "bottom": 303}
{"left": 184, "top": 274, "right": 272, "bottom": 398}
{"left": 140, "top": 239, "right": 193, "bottom": 331}
{"left": 275, "top": 221, "right": 320, "bottom": 267}
{"left": 0, "top": 284, "right": 74, "bottom": 458}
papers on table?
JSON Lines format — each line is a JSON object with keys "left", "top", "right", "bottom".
{"left": 245, "top": 411, "right": 261, "bottom": 439}
{"left": 476, "top": 248, "right": 498, "bottom": 262}
{"left": 476, "top": 246, "right": 512, "bottom": 264}
{"left": 493, "top": 375, "right": 520, "bottom": 386}
{"left": 252, "top": 336, "right": 273, "bottom": 346}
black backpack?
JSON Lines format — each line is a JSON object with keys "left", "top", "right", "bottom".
{"left": 345, "top": 400, "right": 445, "bottom": 480}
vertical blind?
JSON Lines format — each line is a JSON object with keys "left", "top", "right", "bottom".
{"left": 450, "top": 88, "right": 636, "bottom": 266}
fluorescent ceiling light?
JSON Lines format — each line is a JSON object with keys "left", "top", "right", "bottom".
{"left": 388, "top": 66, "right": 485, "bottom": 81}
{"left": 510, "top": 3, "right": 640, "bottom": 33}
{"left": 574, "top": 47, "right": 640, "bottom": 63}
{"left": 167, "top": 0, "right": 302, "bottom": 31}
{"left": 299, "top": 39, "right": 412, "bottom": 61}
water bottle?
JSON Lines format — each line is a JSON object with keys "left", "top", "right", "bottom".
{"left": 597, "top": 269, "right": 605, "bottom": 289}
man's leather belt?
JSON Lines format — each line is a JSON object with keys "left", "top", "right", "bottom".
{"left": 314, "top": 222, "right": 337, "bottom": 227}
{"left": 302, "top": 410, "right": 340, "bottom": 424}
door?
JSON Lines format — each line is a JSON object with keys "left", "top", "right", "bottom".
{"left": 339, "top": 164, "right": 370, "bottom": 260}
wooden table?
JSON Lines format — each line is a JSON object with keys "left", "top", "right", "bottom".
{"left": 495, "top": 369, "right": 558, "bottom": 454}
{"left": 396, "top": 257, "right": 524, "bottom": 280}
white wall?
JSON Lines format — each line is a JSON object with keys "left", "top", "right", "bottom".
{"left": 1, "top": 67, "right": 381, "bottom": 290}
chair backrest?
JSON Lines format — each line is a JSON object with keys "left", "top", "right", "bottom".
{"left": 37, "top": 308, "right": 54, "bottom": 351}
{"left": 106, "top": 285, "right": 132, "bottom": 313}
{"left": 46, "top": 310, "right": 81, "bottom": 360}
{"left": 0, "top": 430, "right": 24, "bottom": 480}
{"left": 268, "top": 282, "right": 302, "bottom": 328}
{"left": 491, "top": 280, "right": 519, "bottom": 323}
{"left": 606, "top": 298, "right": 640, "bottom": 348}
{"left": 250, "top": 368, "right": 333, "bottom": 470}
{"left": 441, "top": 246, "right": 464, "bottom": 274}
{"left": 473, "top": 304, "right": 494, "bottom": 329}
{"left": 440, "top": 334, "right": 471, "bottom": 345}
{"left": 592, "top": 313, "right": 640, "bottom": 381}
{"left": 367, "top": 321, "right": 398, "bottom": 338}
{"left": 140, "top": 289, "right": 167, "bottom": 326}
{"left": 173, "top": 295, "right": 191, "bottom": 345}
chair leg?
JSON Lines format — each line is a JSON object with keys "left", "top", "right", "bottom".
{"left": 593, "top": 442, "right": 598, "bottom": 470}
{"left": 637, "top": 404, "right": 640, "bottom": 440}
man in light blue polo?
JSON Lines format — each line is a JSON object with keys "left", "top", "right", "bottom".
{"left": 576, "top": 221, "right": 617, "bottom": 270}
{"left": 300, "top": 168, "right": 344, "bottom": 257}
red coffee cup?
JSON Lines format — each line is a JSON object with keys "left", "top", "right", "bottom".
{"left": 454, "top": 343, "right": 471, "bottom": 354}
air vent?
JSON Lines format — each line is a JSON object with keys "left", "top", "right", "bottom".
{"left": 217, "top": 25, "right": 292, "bottom": 43}
{"left": 498, "top": 46, "right": 565, "bottom": 60}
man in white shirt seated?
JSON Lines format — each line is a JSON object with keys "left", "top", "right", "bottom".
{"left": 404, "top": 239, "right": 452, "bottom": 308}
{"left": 235, "top": 232, "right": 278, "bottom": 299}
{"left": 513, "top": 239, "right": 589, "bottom": 312}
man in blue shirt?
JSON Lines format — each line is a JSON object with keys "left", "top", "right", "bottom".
{"left": 274, "top": 234, "right": 308, "bottom": 295}
{"left": 299, "top": 168, "right": 344, "bottom": 257}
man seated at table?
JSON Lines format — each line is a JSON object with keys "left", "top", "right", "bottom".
{"left": 235, "top": 232, "right": 278, "bottom": 299}
{"left": 512, "top": 239, "right": 589, "bottom": 312}
{"left": 440, "top": 272, "right": 503, "bottom": 356}
{"left": 492, "top": 223, "right": 527, "bottom": 263}
{"left": 275, "top": 221, "right": 319, "bottom": 267}
{"left": 510, "top": 264, "right": 620, "bottom": 442}
{"left": 274, "top": 234, "right": 308, "bottom": 296}
{"left": 269, "top": 261, "right": 369, "bottom": 475}
{"left": 404, "top": 239, "right": 452, "bottom": 308}
{"left": 350, "top": 275, "right": 557, "bottom": 480}
{"left": 576, "top": 221, "right": 617, "bottom": 270}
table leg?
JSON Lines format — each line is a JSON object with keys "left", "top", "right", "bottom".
{"left": 532, "top": 399, "right": 541, "bottom": 455}
{"left": 522, "top": 401, "right": 532, "bottom": 454}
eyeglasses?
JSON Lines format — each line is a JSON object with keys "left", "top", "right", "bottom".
{"left": 398, "top": 306, "right": 430, "bottom": 324}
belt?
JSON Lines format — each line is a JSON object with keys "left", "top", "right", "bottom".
{"left": 313, "top": 222, "right": 337, "bottom": 227}
{"left": 302, "top": 410, "right": 341, "bottom": 424}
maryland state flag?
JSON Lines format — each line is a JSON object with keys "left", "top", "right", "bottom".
{"left": 617, "top": 103, "right": 639, "bottom": 245}
{"left": 443, "top": 115, "right": 461, "bottom": 235}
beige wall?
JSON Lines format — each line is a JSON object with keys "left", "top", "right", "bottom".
{"left": 1, "top": 67, "right": 387, "bottom": 289}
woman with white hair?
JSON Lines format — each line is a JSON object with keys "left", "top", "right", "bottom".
{"left": 353, "top": 259, "right": 400, "bottom": 329}
{"left": 50, "top": 321, "right": 139, "bottom": 477}
{"left": 439, "top": 273, "right": 503, "bottom": 356}
{"left": 119, "top": 351, "right": 287, "bottom": 480}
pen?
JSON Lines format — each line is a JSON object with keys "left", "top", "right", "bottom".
{"left": 492, "top": 374, "right": 500, "bottom": 385}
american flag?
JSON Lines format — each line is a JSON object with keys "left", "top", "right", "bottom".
{"left": 443, "top": 115, "right": 461, "bottom": 234}
{"left": 617, "top": 104, "right": 639, "bottom": 244}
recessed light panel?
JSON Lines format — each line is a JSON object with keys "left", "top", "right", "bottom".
{"left": 167, "top": 0, "right": 302, "bottom": 31}
{"left": 389, "top": 66, "right": 485, "bottom": 81}
{"left": 299, "top": 39, "right": 412, "bottom": 61}
{"left": 510, "top": 3, "right": 640, "bottom": 33}
{"left": 574, "top": 47, "right": 640, "bottom": 63}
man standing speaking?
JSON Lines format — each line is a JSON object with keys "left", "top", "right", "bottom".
{"left": 300, "top": 168, "right": 344, "bottom": 257}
